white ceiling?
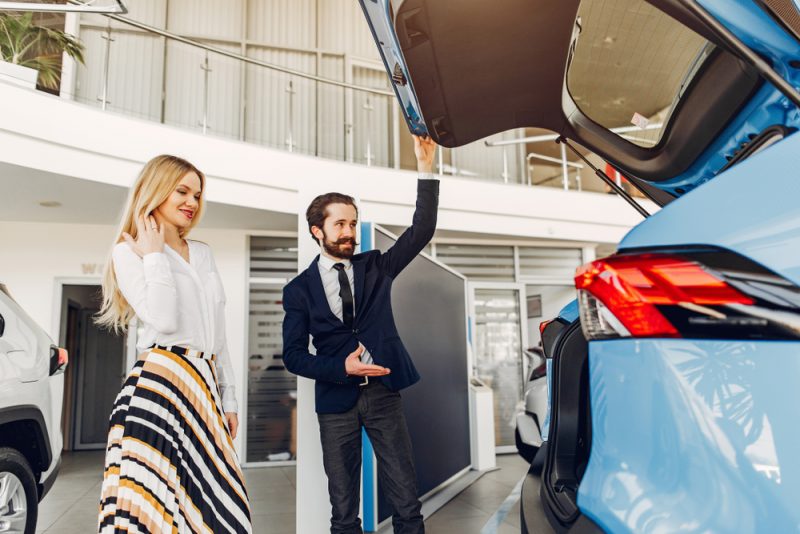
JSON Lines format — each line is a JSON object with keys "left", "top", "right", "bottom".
{"left": 0, "top": 162, "right": 296, "bottom": 231}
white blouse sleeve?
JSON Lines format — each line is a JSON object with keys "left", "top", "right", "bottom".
{"left": 207, "top": 246, "right": 238, "bottom": 413}
{"left": 112, "top": 243, "right": 179, "bottom": 334}
{"left": 216, "top": 341, "right": 238, "bottom": 413}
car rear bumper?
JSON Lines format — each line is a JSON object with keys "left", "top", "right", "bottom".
{"left": 39, "top": 455, "right": 61, "bottom": 501}
{"left": 522, "top": 456, "right": 605, "bottom": 534}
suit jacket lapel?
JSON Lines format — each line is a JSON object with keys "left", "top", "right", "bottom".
{"left": 353, "top": 256, "right": 366, "bottom": 317}
{"left": 307, "top": 256, "right": 339, "bottom": 325}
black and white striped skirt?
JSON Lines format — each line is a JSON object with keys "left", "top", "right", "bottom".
{"left": 98, "top": 346, "right": 252, "bottom": 533}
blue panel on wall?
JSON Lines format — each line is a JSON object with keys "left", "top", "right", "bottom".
{"left": 362, "top": 428, "right": 376, "bottom": 531}
{"left": 360, "top": 221, "right": 373, "bottom": 253}
{"left": 360, "top": 221, "right": 377, "bottom": 531}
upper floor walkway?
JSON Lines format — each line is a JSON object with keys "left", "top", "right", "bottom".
{"left": 0, "top": 78, "right": 654, "bottom": 245}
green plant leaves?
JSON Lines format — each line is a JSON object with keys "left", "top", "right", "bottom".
{"left": 0, "top": 12, "right": 85, "bottom": 90}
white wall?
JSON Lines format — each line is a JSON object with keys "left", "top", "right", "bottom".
{"left": 0, "top": 221, "right": 253, "bottom": 453}
{"left": 524, "top": 285, "right": 578, "bottom": 348}
{"left": 0, "top": 81, "right": 653, "bottom": 248}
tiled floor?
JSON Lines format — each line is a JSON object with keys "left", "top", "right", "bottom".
{"left": 422, "top": 455, "right": 531, "bottom": 534}
{"left": 37, "top": 451, "right": 551, "bottom": 533}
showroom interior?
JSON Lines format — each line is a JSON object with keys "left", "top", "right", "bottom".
{"left": 5, "top": 0, "right": 795, "bottom": 533}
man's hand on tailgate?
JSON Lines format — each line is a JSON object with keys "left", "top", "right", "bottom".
{"left": 413, "top": 134, "right": 436, "bottom": 174}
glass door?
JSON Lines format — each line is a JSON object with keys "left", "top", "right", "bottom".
{"left": 470, "top": 283, "right": 528, "bottom": 450}
{"left": 245, "top": 236, "right": 298, "bottom": 465}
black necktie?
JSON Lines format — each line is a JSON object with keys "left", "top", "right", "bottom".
{"left": 333, "top": 263, "right": 354, "bottom": 328}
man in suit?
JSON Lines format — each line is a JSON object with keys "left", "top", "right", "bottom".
{"left": 282, "top": 135, "right": 438, "bottom": 534}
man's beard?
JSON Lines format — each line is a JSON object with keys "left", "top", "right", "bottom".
{"left": 321, "top": 233, "right": 357, "bottom": 259}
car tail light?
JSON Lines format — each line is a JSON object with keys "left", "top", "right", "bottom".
{"left": 539, "top": 319, "right": 553, "bottom": 337}
{"left": 575, "top": 249, "right": 800, "bottom": 340}
{"left": 540, "top": 318, "right": 568, "bottom": 359}
{"left": 49, "top": 346, "right": 68, "bottom": 375}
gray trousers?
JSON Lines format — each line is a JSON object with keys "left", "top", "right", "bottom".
{"left": 317, "top": 381, "right": 424, "bottom": 534}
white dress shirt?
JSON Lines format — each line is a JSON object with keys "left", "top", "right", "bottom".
{"left": 317, "top": 254, "right": 374, "bottom": 365}
{"left": 316, "top": 173, "right": 438, "bottom": 367}
{"left": 112, "top": 240, "right": 238, "bottom": 412}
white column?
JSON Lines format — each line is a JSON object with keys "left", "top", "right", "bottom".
{"left": 295, "top": 185, "right": 330, "bottom": 534}
{"left": 582, "top": 245, "right": 597, "bottom": 263}
{"left": 295, "top": 179, "right": 361, "bottom": 534}
{"left": 59, "top": 12, "right": 80, "bottom": 100}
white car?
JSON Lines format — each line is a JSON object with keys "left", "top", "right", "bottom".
{"left": 0, "top": 284, "right": 67, "bottom": 534}
{"left": 515, "top": 347, "right": 547, "bottom": 464}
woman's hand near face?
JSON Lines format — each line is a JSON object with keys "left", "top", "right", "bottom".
{"left": 122, "top": 215, "right": 166, "bottom": 257}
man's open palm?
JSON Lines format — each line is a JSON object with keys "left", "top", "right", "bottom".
{"left": 345, "top": 345, "right": 391, "bottom": 377}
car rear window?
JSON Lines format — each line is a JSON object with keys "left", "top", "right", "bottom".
{"left": 566, "top": 0, "right": 710, "bottom": 148}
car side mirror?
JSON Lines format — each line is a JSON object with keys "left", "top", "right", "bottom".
{"left": 0, "top": 313, "right": 4, "bottom": 337}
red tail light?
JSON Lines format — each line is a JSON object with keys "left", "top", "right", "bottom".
{"left": 539, "top": 319, "right": 553, "bottom": 337}
{"left": 49, "top": 346, "right": 68, "bottom": 375}
{"left": 575, "top": 253, "right": 755, "bottom": 339}
{"left": 58, "top": 348, "right": 69, "bottom": 366}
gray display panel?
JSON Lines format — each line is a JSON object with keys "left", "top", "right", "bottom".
{"left": 374, "top": 227, "right": 470, "bottom": 523}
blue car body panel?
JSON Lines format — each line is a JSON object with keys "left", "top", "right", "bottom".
{"left": 577, "top": 3, "right": 800, "bottom": 531}
{"left": 578, "top": 339, "right": 800, "bottom": 533}
{"left": 559, "top": 300, "right": 580, "bottom": 323}
{"left": 620, "top": 127, "right": 800, "bottom": 286}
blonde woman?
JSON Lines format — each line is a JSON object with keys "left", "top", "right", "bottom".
{"left": 96, "top": 155, "right": 251, "bottom": 533}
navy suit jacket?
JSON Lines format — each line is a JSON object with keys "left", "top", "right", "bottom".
{"left": 281, "top": 179, "right": 439, "bottom": 414}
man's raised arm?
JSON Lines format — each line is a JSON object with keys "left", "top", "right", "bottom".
{"left": 377, "top": 135, "right": 439, "bottom": 278}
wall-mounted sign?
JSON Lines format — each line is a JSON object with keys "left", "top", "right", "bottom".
{"left": 81, "top": 263, "right": 104, "bottom": 275}
{"left": 526, "top": 294, "right": 542, "bottom": 318}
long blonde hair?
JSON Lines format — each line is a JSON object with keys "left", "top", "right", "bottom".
{"left": 96, "top": 155, "right": 206, "bottom": 333}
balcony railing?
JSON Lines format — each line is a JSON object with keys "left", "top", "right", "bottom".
{"left": 59, "top": 9, "right": 627, "bottom": 193}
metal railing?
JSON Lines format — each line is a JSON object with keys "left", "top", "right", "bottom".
{"left": 526, "top": 152, "right": 584, "bottom": 190}
{"left": 92, "top": 11, "right": 393, "bottom": 97}
{"left": 56, "top": 7, "right": 643, "bottom": 191}
{"left": 485, "top": 123, "right": 664, "bottom": 193}
{"left": 62, "top": 10, "right": 401, "bottom": 168}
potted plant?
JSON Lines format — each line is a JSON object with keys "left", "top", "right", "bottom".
{"left": 0, "top": 12, "right": 84, "bottom": 91}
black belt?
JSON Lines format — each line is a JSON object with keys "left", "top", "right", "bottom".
{"left": 149, "top": 344, "right": 216, "bottom": 361}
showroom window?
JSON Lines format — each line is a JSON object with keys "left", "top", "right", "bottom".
{"left": 518, "top": 246, "right": 583, "bottom": 279}
{"left": 434, "top": 242, "right": 586, "bottom": 448}
{"left": 435, "top": 244, "right": 515, "bottom": 282}
{"left": 246, "top": 236, "right": 298, "bottom": 464}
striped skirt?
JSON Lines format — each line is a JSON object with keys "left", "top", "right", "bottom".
{"left": 98, "top": 346, "right": 252, "bottom": 533}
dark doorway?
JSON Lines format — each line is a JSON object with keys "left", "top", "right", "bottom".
{"left": 59, "top": 284, "right": 127, "bottom": 450}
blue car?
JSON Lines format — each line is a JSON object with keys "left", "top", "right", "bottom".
{"left": 360, "top": 0, "right": 800, "bottom": 532}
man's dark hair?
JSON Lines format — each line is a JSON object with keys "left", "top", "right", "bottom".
{"left": 305, "top": 192, "right": 358, "bottom": 242}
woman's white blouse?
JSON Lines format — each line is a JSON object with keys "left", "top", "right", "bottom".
{"left": 112, "top": 240, "right": 238, "bottom": 413}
